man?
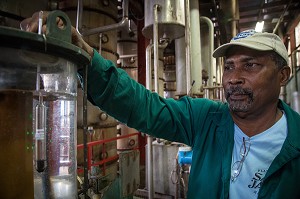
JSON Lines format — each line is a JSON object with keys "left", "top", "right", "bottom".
{"left": 22, "top": 12, "right": 300, "bottom": 199}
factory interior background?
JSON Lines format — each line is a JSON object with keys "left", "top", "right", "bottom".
{"left": 0, "top": 0, "right": 299, "bottom": 198}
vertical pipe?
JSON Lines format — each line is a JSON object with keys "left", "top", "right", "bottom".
{"left": 190, "top": 0, "right": 202, "bottom": 96}
{"left": 83, "top": 64, "right": 88, "bottom": 198}
{"left": 184, "top": 0, "right": 191, "bottom": 95}
{"left": 122, "top": 0, "right": 129, "bottom": 17}
{"left": 153, "top": 4, "right": 160, "bottom": 93}
{"left": 200, "top": 16, "right": 214, "bottom": 87}
{"left": 76, "top": 0, "right": 83, "bottom": 32}
{"left": 175, "top": 37, "right": 187, "bottom": 96}
{"left": 146, "top": 135, "right": 153, "bottom": 199}
{"left": 146, "top": 43, "right": 153, "bottom": 199}
{"left": 145, "top": 5, "right": 161, "bottom": 199}
{"left": 230, "top": 0, "right": 237, "bottom": 37}
{"left": 99, "top": 33, "right": 103, "bottom": 55}
{"left": 146, "top": 44, "right": 153, "bottom": 91}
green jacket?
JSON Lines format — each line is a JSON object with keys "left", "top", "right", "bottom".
{"left": 81, "top": 50, "right": 300, "bottom": 199}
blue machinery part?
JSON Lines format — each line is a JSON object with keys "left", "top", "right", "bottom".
{"left": 177, "top": 147, "right": 193, "bottom": 166}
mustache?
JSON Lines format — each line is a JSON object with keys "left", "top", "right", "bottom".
{"left": 225, "top": 86, "right": 253, "bottom": 99}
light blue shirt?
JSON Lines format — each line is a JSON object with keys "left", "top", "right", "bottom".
{"left": 229, "top": 113, "right": 287, "bottom": 199}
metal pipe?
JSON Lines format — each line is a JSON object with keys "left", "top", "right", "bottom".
{"left": 184, "top": 0, "right": 192, "bottom": 95}
{"left": 175, "top": 37, "right": 187, "bottom": 96}
{"left": 99, "top": 33, "right": 103, "bottom": 55}
{"left": 146, "top": 43, "right": 153, "bottom": 91}
{"left": 189, "top": 0, "right": 202, "bottom": 96}
{"left": 153, "top": 4, "right": 160, "bottom": 93}
{"left": 76, "top": 0, "right": 130, "bottom": 36}
{"left": 82, "top": 18, "right": 129, "bottom": 36}
{"left": 273, "top": 0, "right": 293, "bottom": 34}
{"left": 200, "top": 16, "right": 214, "bottom": 87}
{"left": 291, "top": 50, "right": 300, "bottom": 91}
{"left": 75, "top": 0, "right": 82, "bottom": 32}
{"left": 145, "top": 18, "right": 168, "bottom": 199}
{"left": 83, "top": 64, "right": 88, "bottom": 198}
{"left": 146, "top": 135, "right": 154, "bottom": 199}
{"left": 145, "top": 5, "right": 160, "bottom": 199}
{"left": 119, "top": 54, "right": 138, "bottom": 59}
{"left": 122, "top": 0, "right": 129, "bottom": 17}
{"left": 76, "top": 0, "right": 83, "bottom": 33}
{"left": 146, "top": 43, "right": 153, "bottom": 199}
{"left": 230, "top": 0, "right": 238, "bottom": 37}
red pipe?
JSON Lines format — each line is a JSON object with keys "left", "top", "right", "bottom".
{"left": 77, "top": 132, "right": 140, "bottom": 173}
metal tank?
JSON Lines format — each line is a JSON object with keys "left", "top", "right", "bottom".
{"left": 0, "top": 11, "right": 89, "bottom": 199}
{"left": 142, "top": 0, "right": 185, "bottom": 40}
{"left": 117, "top": 19, "right": 139, "bottom": 151}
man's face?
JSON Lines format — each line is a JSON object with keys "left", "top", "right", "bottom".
{"left": 222, "top": 46, "right": 283, "bottom": 116}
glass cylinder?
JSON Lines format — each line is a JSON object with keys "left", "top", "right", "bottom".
{"left": 0, "top": 47, "right": 78, "bottom": 199}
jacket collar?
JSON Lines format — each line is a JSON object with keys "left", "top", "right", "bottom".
{"left": 278, "top": 100, "right": 300, "bottom": 150}
{"left": 263, "top": 100, "right": 300, "bottom": 179}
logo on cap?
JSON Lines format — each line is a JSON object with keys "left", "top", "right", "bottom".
{"left": 232, "top": 29, "right": 257, "bottom": 41}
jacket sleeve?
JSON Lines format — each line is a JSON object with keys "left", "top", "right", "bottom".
{"left": 78, "top": 49, "right": 219, "bottom": 146}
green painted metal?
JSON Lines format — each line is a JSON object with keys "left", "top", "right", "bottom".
{"left": 0, "top": 10, "right": 90, "bottom": 67}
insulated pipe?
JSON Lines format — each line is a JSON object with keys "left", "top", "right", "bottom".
{"left": 200, "top": 16, "right": 215, "bottom": 86}
{"left": 76, "top": 0, "right": 130, "bottom": 36}
{"left": 175, "top": 37, "right": 187, "bottom": 96}
{"left": 189, "top": 0, "right": 202, "bottom": 96}
{"left": 184, "top": 0, "right": 192, "bottom": 95}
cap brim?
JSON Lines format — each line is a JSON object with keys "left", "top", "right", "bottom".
{"left": 212, "top": 42, "right": 272, "bottom": 58}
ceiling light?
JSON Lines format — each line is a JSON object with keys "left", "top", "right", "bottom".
{"left": 255, "top": 21, "right": 264, "bottom": 32}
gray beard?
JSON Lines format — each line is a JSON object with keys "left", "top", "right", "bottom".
{"left": 225, "top": 86, "right": 254, "bottom": 112}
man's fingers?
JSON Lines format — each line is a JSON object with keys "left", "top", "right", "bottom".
{"left": 20, "top": 17, "right": 32, "bottom": 31}
{"left": 20, "top": 11, "right": 51, "bottom": 33}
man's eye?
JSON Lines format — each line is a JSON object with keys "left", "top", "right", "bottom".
{"left": 224, "top": 65, "right": 234, "bottom": 70}
{"left": 245, "top": 63, "right": 257, "bottom": 68}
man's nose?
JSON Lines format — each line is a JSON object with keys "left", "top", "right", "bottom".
{"left": 229, "top": 78, "right": 244, "bottom": 84}
{"left": 228, "top": 69, "right": 245, "bottom": 85}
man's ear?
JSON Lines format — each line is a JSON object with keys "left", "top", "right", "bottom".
{"left": 279, "top": 66, "right": 291, "bottom": 86}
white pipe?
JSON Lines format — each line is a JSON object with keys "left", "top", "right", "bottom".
{"left": 189, "top": 0, "right": 202, "bottom": 96}
{"left": 119, "top": 54, "right": 138, "bottom": 59}
{"left": 184, "top": 0, "right": 191, "bottom": 95}
{"left": 99, "top": 33, "right": 103, "bottom": 55}
{"left": 146, "top": 44, "right": 153, "bottom": 91}
{"left": 146, "top": 135, "right": 153, "bottom": 199}
{"left": 175, "top": 37, "right": 187, "bottom": 96}
{"left": 145, "top": 44, "right": 153, "bottom": 199}
{"left": 200, "top": 16, "right": 214, "bottom": 87}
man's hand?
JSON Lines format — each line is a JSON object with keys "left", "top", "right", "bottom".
{"left": 20, "top": 11, "right": 94, "bottom": 57}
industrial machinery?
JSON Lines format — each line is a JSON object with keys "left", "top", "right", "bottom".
{"left": 0, "top": 0, "right": 299, "bottom": 199}
{"left": 0, "top": 11, "right": 90, "bottom": 198}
